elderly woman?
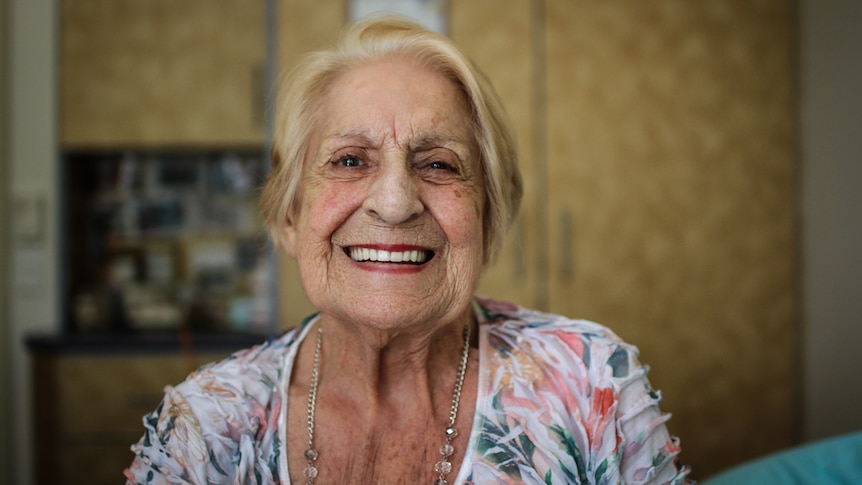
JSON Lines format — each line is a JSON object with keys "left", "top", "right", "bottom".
{"left": 125, "top": 16, "right": 690, "bottom": 485}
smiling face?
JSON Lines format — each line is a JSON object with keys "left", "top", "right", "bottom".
{"left": 283, "top": 58, "right": 486, "bottom": 332}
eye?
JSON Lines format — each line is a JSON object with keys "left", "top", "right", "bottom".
{"left": 333, "top": 154, "right": 364, "bottom": 168}
{"left": 416, "top": 156, "right": 463, "bottom": 184}
{"left": 428, "top": 160, "right": 457, "bottom": 172}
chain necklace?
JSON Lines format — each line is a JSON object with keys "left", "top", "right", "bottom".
{"left": 303, "top": 321, "right": 472, "bottom": 485}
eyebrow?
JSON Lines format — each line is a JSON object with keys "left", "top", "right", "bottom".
{"left": 410, "top": 135, "right": 478, "bottom": 166}
{"left": 324, "top": 132, "right": 473, "bottom": 157}
{"left": 409, "top": 135, "right": 472, "bottom": 152}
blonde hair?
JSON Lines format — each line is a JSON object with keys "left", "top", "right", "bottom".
{"left": 260, "top": 15, "right": 522, "bottom": 265}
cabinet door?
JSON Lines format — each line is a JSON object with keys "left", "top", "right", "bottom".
{"left": 452, "top": 0, "right": 542, "bottom": 308}
{"left": 545, "top": 1, "right": 798, "bottom": 476}
{"left": 34, "top": 352, "right": 233, "bottom": 485}
{"left": 61, "top": 0, "right": 266, "bottom": 147}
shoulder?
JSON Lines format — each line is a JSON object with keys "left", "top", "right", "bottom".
{"left": 475, "top": 296, "right": 641, "bottom": 382}
{"left": 475, "top": 295, "right": 626, "bottom": 341}
{"left": 174, "top": 327, "right": 303, "bottom": 402}
{"left": 470, "top": 298, "right": 691, "bottom": 484}
{"left": 151, "top": 327, "right": 304, "bottom": 432}
{"left": 126, "top": 327, "right": 308, "bottom": 483}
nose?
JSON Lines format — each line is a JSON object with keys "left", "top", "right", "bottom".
{"left": 363, "top": 161, "right": 424, "bottom": 224}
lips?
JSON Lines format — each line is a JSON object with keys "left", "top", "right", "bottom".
{"left": 346, "top": 246, "right": 432, "bottom": 264}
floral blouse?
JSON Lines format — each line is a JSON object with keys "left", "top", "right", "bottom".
{"left": 125, "top": 297, "right": 691, "bottom": 484}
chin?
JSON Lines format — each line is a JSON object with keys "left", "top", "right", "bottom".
{"left": 319, "top": 290, "right": 467, "bottom": 331}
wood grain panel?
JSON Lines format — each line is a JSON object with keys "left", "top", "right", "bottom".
{"left": 56, "top": 354, "right": 224, "bottom": 435}
{"left": 61, "top": 0, "right": 266, "bottom": 148}
{"left": 278, "top": 0, "right": 345, "bottom": 74}
{"left": 34, "top": 351, "right": 234, "bottom": 485}
{"left": 544, "top": 0, "right": 798, "bottom": 477}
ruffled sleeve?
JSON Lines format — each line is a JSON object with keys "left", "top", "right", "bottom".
{"left": 611, "top": 349, "right": 691, "bottom": 484}
{"left": 124, "top": 385, "right": 211, "bottom": 484}
{"left": 548, "top": 326, "right": 692, "bottom": 484}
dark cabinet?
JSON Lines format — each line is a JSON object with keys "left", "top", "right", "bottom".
{"left": 63, "top": 150, "right": 275, "bottom": 335}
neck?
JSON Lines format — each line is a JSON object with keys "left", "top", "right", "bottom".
{"left": 295, "top": 310, "right": 476, "bottom": 485}
{"left": 313, "top": 309, "right": 473, "bottom": 404}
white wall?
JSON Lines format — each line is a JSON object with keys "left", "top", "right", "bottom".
{"left": 1, "top": 0, "right": 12, "bottom": 481}
{"left": 6, "top": 1, "right": 59, "bottom": 484}
{"left": 800, "top": 0, "right": 862, "bottom": 441}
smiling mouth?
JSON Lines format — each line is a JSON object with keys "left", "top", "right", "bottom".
{"left": 346, "top": 247, "right": 432, "bottom": 264}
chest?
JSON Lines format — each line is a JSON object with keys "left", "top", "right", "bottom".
{"left": 284, "top": 393, "right": 475, "bottom": 484}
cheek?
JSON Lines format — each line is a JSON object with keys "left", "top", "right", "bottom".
{"left": 302, "top": 187, "right": 340, "bottom": 222}
{"left": 296, "top": 182, "right": 361, "bottom": 244}
{"left": 434, "top": 187, "right": 486, "bottom": 250}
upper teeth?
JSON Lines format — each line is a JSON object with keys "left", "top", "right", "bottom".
{"left": 349, "top": 247, "right": 430, "bottom": 263}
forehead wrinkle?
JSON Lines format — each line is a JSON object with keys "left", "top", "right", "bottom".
{"left": 325, "top": 124, "right": 429, "bottom": 153}
{"left": 331, "top": 130, "right": 378, "bottom": 145}
{"left": 320, "top": 98, "right": 473, "bottom": 158}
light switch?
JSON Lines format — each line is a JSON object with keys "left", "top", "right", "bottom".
{"left": 13, "top": 194, "right": 45, "bottom": 243}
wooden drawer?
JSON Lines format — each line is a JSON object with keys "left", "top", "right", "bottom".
{"left": 56, "top": 354, "right": 223, "bottom": 435}
{"left": 32, "top": 348, "right": 239, "bottom": 485}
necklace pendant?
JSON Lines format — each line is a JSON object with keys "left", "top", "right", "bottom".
{"left": 303, "top": 463, "right": 318, "bottom": 482}
{"left": 304, "top": 447, "right": 319, "bottom": 482}
{"left": 440, "top": 443, "right": 454, "bottom": 457}
{"left": 434, "top": 459, "right": 453, "bottom": 474}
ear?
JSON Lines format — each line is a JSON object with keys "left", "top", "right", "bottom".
{"left": 282, "top": 215, "right": 299, "bottom": 258}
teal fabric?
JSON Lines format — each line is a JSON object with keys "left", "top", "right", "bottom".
{"left": 704, "top": 431, "right": 862, "bottom": 485}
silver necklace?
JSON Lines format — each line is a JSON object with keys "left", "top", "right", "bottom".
{"left": 303, "top": 322, "right": 472, "bottom": 485}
